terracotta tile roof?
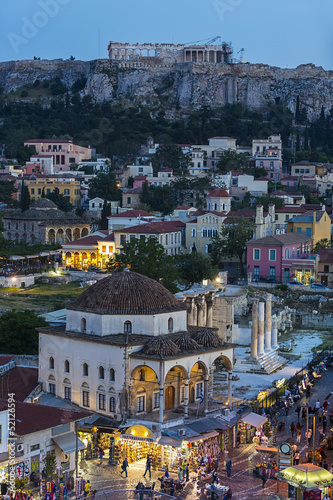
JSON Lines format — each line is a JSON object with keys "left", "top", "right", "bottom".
{"left": 114, "top": 220, "right": 186, "bottom": 234}
{"left": 291, "top": 210, "right": 325, "bottom": 223}
{"left": 99, "top": 233, "right": 114, "bottom": 242}
{"left": 0, "top": 356, "right": 13, "bottom": 366}
{"left": 62, "top": 235, "right": 100, "bottom": 247}
{"left": 108, "top": 210, "right": 153, "bottom": 219}
{"left": 318, "top": 248, "right": 333, "bottom": 262}
{"left": 192, "top": 210, "right": 226, "bottom": 217}
{"left": 25, "top": 139, "right": 72, "bottom": 144}
{"left": 68, "top": 271, "right": 187, "bottom": 315}
{"left": 275, "top": 207, "right": 307, "bottom": 214}
{"left": 246, "top": 233, "right": 312, "bottom": 246}
{"left": 160, "top": 168, "right": 173, "bottom": 172}
{"left": 0, "top": 367, "right": 38, "bottom": 401}
{"left": 0, "top": 399, "right": 90, "bottom": 435}
{"left": 207, "top": 189, "right": 231, "bottom": 198}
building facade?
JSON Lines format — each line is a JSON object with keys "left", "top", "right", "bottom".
{"left": 252, "top": 134, "right": 282, "bottom": 182}
{"left": 287, "top": 210, "right": 331, "bottom": 246}
{"left": 24, "top": 139, "right": 91, "bottom": 171}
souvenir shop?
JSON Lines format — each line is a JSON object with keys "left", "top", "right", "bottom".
{"left": 78, "top": 420, "right": 117, "bottom": 460}
{"left": 114, "top": 425, "right": 161, "bottom": 467}
{"left": 237, "top": 412, "right": 269, "bottom": 445}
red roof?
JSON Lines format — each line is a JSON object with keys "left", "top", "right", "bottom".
{"left": 0, "top": 399, "right": 90, "bottom": 435}
{"left": 25, "top": 139, "right": 72, "bottom": 144}
{"left": 160, "top": 168, "right": 173, "bottom": 172}
{"left": 207, "top": 189, "right": 231, "bottom": 198}
{"left": 318, "top": 248, "right": 333, "bottom": 262}
{"left": 0, "top": 356, "right": 13, "bottom": 366}
{"left": 30, "top": 154, "right": 54, "bottom": 158}
{"left": 62, "top": 235, "right": 102, "bottom": 247}
{"left": 99, "top": 233, "right": 114, "bottom": 242}
{"left": 276, "top": 206, "right": 307, "bottom": 214}
{"left": 115, "top": 220, "right": 186, "bottom": 235}
{"left": 192, "top": 210, "right": 226, "bottom": 217}
{"left": 0, "top": 366, "right": 38, "bottom": 401}
{"left": 108, "top": 210, "right": 153, "bottom": 219}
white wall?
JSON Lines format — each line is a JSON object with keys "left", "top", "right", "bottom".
{"left": 66, "top": 310, "right": 187, "bottom": 336}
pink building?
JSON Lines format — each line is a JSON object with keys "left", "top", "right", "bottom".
{"left": 24, "top": 139, "right": 91, "bottom": 171}
{"left": 246, "top": 233, "right": 316, "bottom": 284}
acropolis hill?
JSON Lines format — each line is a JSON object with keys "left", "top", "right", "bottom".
{"left": 1, "top": 56, "right": 333, "bottom": 120}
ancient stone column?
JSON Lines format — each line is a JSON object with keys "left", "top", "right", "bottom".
{"left": 258, "top": 301, "right": 265, "bottom": 356}
{"left": 228, "top": 371, "right": 233, "bottom": 409}
{"left": 204, "top": 377, "right": 209, "bottom": 413}
{"left": 271, "top": 315, "right": 278, "bottom": 350}
{"left": 265, "top": 294, "right": 272, "bottom": 351}
{"left": 196, "top": 297, "right": 205, "bottom": 326}
{"left": 206, "top": 295, "right": 214, "bottom": 327}
{"left": 250, "top": 298, "right": 259, "bottom": 360}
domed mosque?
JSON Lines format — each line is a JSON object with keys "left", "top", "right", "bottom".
{"left": 38, "top": 270, "right": 234, "bottom": 429}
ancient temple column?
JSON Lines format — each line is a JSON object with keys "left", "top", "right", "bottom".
{"left": 271, "top": 315, "right": 278, "bottom": 350}
{"left": 159, "top": 386, "right": 164, "bottom": 423}
{"left": 206, "top": 296, "right": 214, "bottom": 327}
{"left": 228, "top": 371, "right": 232, "bottom": 409}
{"left": 250, "top": 299, "right": 259, "bottom": 360}
{"left": 204, "top": 376, "right": 209, "bottom": 413}
{"left": 258, "top": 301, "right": 265, "bottom": 356}
{"left": 184, "top": 379, "right": 189, "bottom": 417}
{"left": 196, "top": 297, "right": 205, "bottom": 326}
{"left": 265, "top": 294, "right": 272, "bottom": 351}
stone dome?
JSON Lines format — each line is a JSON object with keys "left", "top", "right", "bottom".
{"left": 190, "top": 327, "right": 224, "bottom": 348}
{"left": 142, "top": 337, "right": 180, "bottom": 357}
{"left": 68, "top": 270, "right": 188, "bottom": 315}
{"left": 172, "top": 333, "right": 201, "bottom": 351}
{"left": 31, "top": 198, "right": 58, "bottom": 209}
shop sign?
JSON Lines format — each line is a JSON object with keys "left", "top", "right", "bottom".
{"left": 120, "top": 435, "right": 155, "bottom": 443}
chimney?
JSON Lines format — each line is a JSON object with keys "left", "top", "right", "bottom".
{"left": 268, "top": 203, "right": 275, "bottom": 221}
{"left": 313, "top": 211, "right": 316, "bottom": 225}
{"left": 255, "top": 204, "right": 264, "bottom": 225}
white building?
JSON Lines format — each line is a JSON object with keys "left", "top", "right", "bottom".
{"left": 38, "top": 271, "right": 234, "bottom": 428}
{"left": 107, "top": 209, "right": 156, "bottom": 232}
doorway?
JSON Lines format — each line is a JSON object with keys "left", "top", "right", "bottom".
{"left": 165, "top": 386, "right": 175, "bottom": 410}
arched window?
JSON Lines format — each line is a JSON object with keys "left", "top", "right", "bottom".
{"left": 168, "top": 317, "right": 173, "bottom": 333}
{"left": 109, "top": 368, "right": 115, "bottom": 382}
{"left": 97, "top": 385, "right": 106, "bottom": 411}
{"left": 48, "top": 375, "right": 55, "bottom": 395}
{"left": 139, "top": 368, "right": 145, "bottom": 382}
{"left": 49, "top": 357, "right": 54, "bottom": 370}
{"left": 136, "top": 387, "right": 146, "bottom": 413}
{"left": 191, "top": 228, "right": 196, "bottom": 237}
{"left": 109, "top": 396, "right": 116, "bottom": 412}
{"left": 63, "top": 379, "right": 71, "bottom": 400}
{"left": 124, "top": 321, "right": 132, "bottom": 334}
{"left": 99, "top": 366, "right": 105, "bottom": 379}
{"left": 83, "top": 363, "right": 88, "bottom": 376}
{"left": 81, "top": 318, "right": 86, "bottom": 333}
{"left": 64, "top": 360, "right": 70, "bottom": 373}
{"left": 81, "top": 382, "right": 89, "bottom": 407}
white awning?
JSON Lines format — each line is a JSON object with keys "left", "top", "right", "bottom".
{"left": 52, "top": 432, "right": 85, "bottom": 454}
{"left": 241, "top": 412, "right": 267, "bottom": 428}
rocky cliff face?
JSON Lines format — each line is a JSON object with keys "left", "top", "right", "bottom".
{"left": 1, "top": 58, "right": 333, "bottom": 120}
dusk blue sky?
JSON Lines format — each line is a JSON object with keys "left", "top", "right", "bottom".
{"left": 1, "top": 0, "right": 332, "bottom": 69}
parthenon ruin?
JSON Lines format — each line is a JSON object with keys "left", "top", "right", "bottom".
{"left": 107, "top": 41, "right": 232, "bottom": 64}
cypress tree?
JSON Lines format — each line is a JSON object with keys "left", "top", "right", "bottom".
{"left": 20, "top": 181, "right": 30, "bottom": 212}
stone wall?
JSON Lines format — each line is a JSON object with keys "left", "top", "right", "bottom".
{"left": 1, "top": 59, "right": 333, "bottom": 119}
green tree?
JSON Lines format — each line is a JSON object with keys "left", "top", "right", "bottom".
{"left": 151, "top": 145, "right": 191, "bottom": 175}
{"left": 0, "top": 180, "right": 17, "bottom": 204}
{"left": 88, "top": 172, "right": 121, "bottom": 202}
{"left": 20, "top": 180, "right": 30, "bottom": 212}
{"left": 106, "top": 238, "right": 179, "bottom": 293}
{"left": 313, "top": 238, "right": 331, "bottom": 252}
{"left": 139, "top": 182, "right": 174, "bottom": 215}
{"left": 43, "top": 454, "right": 57, "bottom": 480}
{"left": 0, "top": 310, "right": 48, "bottom": 354}
{"left": 254, "top": 194, "right": 284, "bottom": 211}
{"left": 46, "top": 187, "right": 72, "bottom": 212}
{"left": 210, "top": 217, "right": 256, "bottom": 271}
{"left": 173, "top": 252, "right": 218, "bottom": 289}
{"left": 100, "top": 199, "right": 111, "bottom": 230}
{"left": 215, "top": 150, "right": 248, "bottom": 174}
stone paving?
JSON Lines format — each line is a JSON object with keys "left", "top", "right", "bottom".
{"left": 78, "top": 366, "right": 333, "bottom": 500}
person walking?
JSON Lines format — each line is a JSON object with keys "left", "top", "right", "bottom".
{"left": 181, "top": 459, "right": 186, "bottom": 479}
{"left": 315, "top": 399, "right": 321, "bottom": 412}
{"left": 99, "top": 448, "right": 104, "bottom": 465}
{"left": 306, "top": 428, "right": 313, "bottom": 445}
{"left": 296, "top": 404, "right": 301, "bottom": 420}
{"left": 323, "top": 414, "right": 327, "bottom": 434}
{"left": 120, "top": 458, "right": 128, "bottom": 477}
{"left": 84, "top": 480, "right": 91, "bottom": 495}
{"left": 294, "top": 451, "right": 300, "bottom": 465}
{"left": 226, "top": 459, "right": 232, "bottom": 478}
{"left": 143, "top": 455, "right": 151, "bottom": 479}
{"left": 185, "top": 463, "right": 189, "bottom": 482}
{"left": 307, "top": 450, "right": 313, "bottom": 463}
{"left": 290, "top": 422, "right": 296, "bottom": 438}
{"left": 261, "top": 470, "right": 267, "bottom": 489}
{"left": 296, "top": 428, "right": 302, "bottom": 444}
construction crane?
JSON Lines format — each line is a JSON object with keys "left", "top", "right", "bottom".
{"left": 184, "top": 36, "right": 221, "bottom": 46}
{"left": 237, "top": 48, "right": 245, "bottom": 63}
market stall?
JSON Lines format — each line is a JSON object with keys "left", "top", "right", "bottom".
{"left": 277, "top": 464, "right": 333, "bottom": 500}
{"left": 238, "top": 412, "right": 268, "bottom": 445}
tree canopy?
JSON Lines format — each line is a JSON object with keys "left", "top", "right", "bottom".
{"left": 20, "top": 180, "right": 30, "bottom": 212}
{"left": 173, "top": 252, "right": 218, "bottom": 289}
{"left": 139, "top": 182, "right": 174, "bottom": 215}
{"left": 106, "top": 237, "right": 179, "bottom": 292}
{"left": 46, "top": 187, "right": 72, "bottom": 212}
{"left": 0, "top": 310, "right": 48, "bottom": 354}
{"left": 215, "top": 150, "right": 249, "bottom": 174}
{"left": 0, "top": 180, "right": 17, "bottom": 205}
{"left": 151, "top": 144, "right": 191, "bottom": 175}
{"left": 88, "top": 172, "right": 122, "bottom": 202}
{"left": 210, "top": 217, "right": 256, "bottom": 270}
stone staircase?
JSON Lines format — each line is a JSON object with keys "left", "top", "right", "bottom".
{"left": 234, "top": 349, "right": 288, "bottom": 375}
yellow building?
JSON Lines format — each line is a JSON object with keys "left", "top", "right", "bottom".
{"left": 25, "top": 177, "right": 81, "bottom": 207}
{"left": 287, "top": 210, "right": 331, "bottom": 246}
{"left": 62, "top": 231, "right": 114, "bottom": 270}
